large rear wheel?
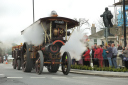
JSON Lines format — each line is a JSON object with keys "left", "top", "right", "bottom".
{"left": 35, "top": 50, "right": 44, "bottom": 75}
{"left": 22, "top": 42, "right": 32, "bottom": 72}
{"left": 61, "top": 52, "right": 71, "bottom": 75}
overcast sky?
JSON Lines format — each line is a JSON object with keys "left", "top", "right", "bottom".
{"left": 0, "top": 0, "right": 119, "bottom": 44}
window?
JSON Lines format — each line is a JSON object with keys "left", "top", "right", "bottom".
{"left": 94, "top": 39, "right": 97, "bottom": 45}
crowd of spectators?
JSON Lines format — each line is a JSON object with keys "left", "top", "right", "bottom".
{"left": 72, "top": 43, "right": 128, "bottom": 69}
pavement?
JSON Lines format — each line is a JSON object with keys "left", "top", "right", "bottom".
{"left": 59, "top": 68, "right": 128, "bottom": 77}
{"left": 0, "top": 63, "right": 128, "bottom": 85}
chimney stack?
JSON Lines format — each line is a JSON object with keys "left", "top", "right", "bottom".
{"left": 91, "top": 24, "right": 96, "bottom": 34}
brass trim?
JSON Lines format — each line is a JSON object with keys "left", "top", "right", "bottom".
{"left": 41, "top": 22, "right": 50, "bottom": 43}
{"left": 65, "top": 22, "right": 67, "bottom": 40}
{"left": 50, "top": 21, "right": 52, "bottom": 39}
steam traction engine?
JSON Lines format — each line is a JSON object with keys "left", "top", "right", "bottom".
{"left": 12, "top": 45, "right": 23, "bottom": 70}
{"left": 12, "top": 12, "right": 79, "bottom": 75}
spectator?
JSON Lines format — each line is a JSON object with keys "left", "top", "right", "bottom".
{"left": 119, "top": 47, "right": 127, "bottom": 66}
{"left": 72, "top": 58, "right": 75, "bottom": 65}
{"left": 102, "top": 46, "right": 109, "bottom": 67}
{"left": 99, "top": 45, "right": 103, "bottom": 67}
{"left": 83, "top": 47, "right": 90, "bottom": 66}
{"left": 81, "top": 50, "right": 87, "bottom": 65}
{"left": 94, "top": 44, "right": 97, "bottom": 49}
{"left": 122, "top": 47, "right": 125, "bottom": 51}
{"left": 122, "top": 47, "right": 128, "bottom": 69}
{"left": 111, "top": 43, "right": 118, "bottom": 68}
{"left": 94, "top": 46, "right": 100, "bottom": 67}
{"left": 106, "top": 43, "right": 113, "bottom": 67}
{"left": 117, "top": 44, "right": 123, "bottom": 50}
{"left": 90, "top": 46, "right": 95, "bottom": 65}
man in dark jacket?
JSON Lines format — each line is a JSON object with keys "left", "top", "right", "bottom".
{"left": 117, "top": 44, "right": 123, "bottom": 50}
{"left": 106, "top": 43, "right": 113, "bottom": 67}
{"left": 112, "top": 43, "right": 118, "bottom": 68}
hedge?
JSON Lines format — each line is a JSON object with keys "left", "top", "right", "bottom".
{"left": 71, "top": 65, "right": 128, "bottom": 72}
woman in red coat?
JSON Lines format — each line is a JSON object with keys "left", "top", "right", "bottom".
{"left": 83, "top": 47, "right": 90, "bottom": 66}
{"left": 94, "top": 45, "right": 103, "bottom": 67}
{"left": 99, "top": 45, "right": 103, "bottom": 67}
{"left": 94, "top": 46, "right": 100, "bottom": 67}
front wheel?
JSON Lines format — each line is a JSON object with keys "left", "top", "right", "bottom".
{"left": 35, "top": 50, "right": 44, "bottom": 75}
{"left": 61, "top": 52, "right": 71, "bottom": 75}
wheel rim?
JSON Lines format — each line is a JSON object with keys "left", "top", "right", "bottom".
{"left": 22, "top": 61, "right": 26, "bottom": 71}
{"left": 62, "top": 56, "right": 68, "bottom": 72}
{"left": 36, "top": 58, "right": 41, "bottom": 74}
{"left": 35, "top": 50, "right": 44, "bottom": 74}
{"left": 62, "top": 52, "right": 71, "bottom": 75}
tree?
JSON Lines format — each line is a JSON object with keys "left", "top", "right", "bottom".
{"left": 74, "top": 18, "right": 90, "bottom": 31}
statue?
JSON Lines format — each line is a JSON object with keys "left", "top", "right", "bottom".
{"left": 100, "top": 7, "right": 113, "bottom": 27}
{"left": 100, "top": 7, "right": 113, "bottom": 36}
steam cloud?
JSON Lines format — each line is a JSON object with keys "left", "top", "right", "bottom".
{"left": 22, "top": 21, "right": 45, "bottom": 46}
{"left": 0, "top": 42, "right": 12, "bottom": 49}
{"left": 60, "top": 29, "right": 87, "bottom": 61}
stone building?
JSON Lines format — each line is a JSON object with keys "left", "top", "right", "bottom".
{"left": 88, "top": 24, "right": 102, "bottom": 47}
{"left": 88, "top": 23, "right": 128, "bottom": 47}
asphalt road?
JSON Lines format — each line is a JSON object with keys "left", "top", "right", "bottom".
{"left": 0, "top": 63, "right": 128, "bottom": 85}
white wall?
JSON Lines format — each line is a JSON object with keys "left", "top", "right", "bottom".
{"left": 88, "top": 38, "right": 102, "bottom": 48}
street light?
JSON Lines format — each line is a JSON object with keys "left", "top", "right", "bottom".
{"left": 123, "top": 0, "right": 127, "bottom": 47}
{"left": 32, "top": 0, "right": 35, "bottom": 23}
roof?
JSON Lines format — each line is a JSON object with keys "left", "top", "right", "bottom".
{"left": 89, "top": 30, "right": 104, "bottom": 38}
{"left": 113, "top": 1, "right": 128, "bottom": 5}
{"left": 21, "top": 17, "right": 79, "bottom": 35}
{"left": 40, "top": 17, "right": 79, "bottom": 28}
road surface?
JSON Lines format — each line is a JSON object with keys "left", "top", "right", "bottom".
{"left": 0, "top": 63, "right": 128, "bottom": 85}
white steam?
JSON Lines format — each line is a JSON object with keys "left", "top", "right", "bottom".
{"left": 60, "top": 29, "right": 87, "bottom": 61}
{"left": 0, "top": 42, "right": 12, "bottom": 49}
{"left": 22, "top": 20, "right": 45, "bottom": 46}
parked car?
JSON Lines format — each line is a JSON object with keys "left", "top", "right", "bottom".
{"left": 7, "top": 55, "right": 14, "bottom": 63}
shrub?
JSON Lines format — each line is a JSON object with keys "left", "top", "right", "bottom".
{"left": 113, "top": 68, "right": 117, "bottom": 72}
{"left": 117, "top": 68, "right": 122, "bottom": 72}
{"left": 109, "top": 67, "right": 113, "bottom": 71}
{"left": 89, "top": 67, "right": 92, "bottom": 70}
{"left": 70, "top": 65, "right": 128, "bottom": 72}
{"left": 97, "top": 68, "right": 101, "bottom": 71}
{"left": 102, "top": 67, "right": 106, "bottom": 71}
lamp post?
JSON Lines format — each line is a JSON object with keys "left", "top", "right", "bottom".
{"left": 123, "top": 0, "right": 126, "bottom": 47}
{"left": 32, "top": 0, "right": 35, "bottom": 23}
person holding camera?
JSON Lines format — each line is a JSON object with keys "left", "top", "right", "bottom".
{"left": 106, "top": 43, "right": 113, "bottom": 67}
{"left": 111, "top": 43, "right": 118, "bottom": 68}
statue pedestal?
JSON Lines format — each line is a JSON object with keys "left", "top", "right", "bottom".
{"left": 100, "top": 36, "right": 117, "bottom": 46}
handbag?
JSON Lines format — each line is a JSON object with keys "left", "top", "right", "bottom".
{"left": 94, "top": 58, "right": 99, "bottom": 61}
